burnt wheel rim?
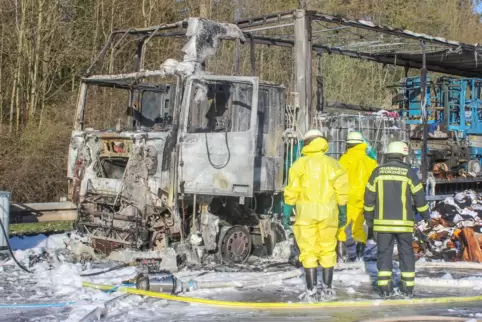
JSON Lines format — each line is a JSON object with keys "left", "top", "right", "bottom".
{"left": 221, "top": 227, "right": 251, "bottom": 263}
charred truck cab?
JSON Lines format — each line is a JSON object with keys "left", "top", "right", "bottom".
{"left": 68, "top": 18, "right": 287, "bottom": 263}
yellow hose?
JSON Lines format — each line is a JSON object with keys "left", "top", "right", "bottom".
{"left": 82, "top": 281, "right": 482, "bottom": 310}
{"left": 83, "top": 282, "right": 118, "bottom": 291}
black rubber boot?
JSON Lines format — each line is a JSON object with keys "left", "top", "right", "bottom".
{"left": 399, "top": 282, "right": 414, "bottom": 298}
{"left": 304, "top": 267, "right": 317, "bottom": 291}
{"left": 336, "top": 241, "right": 346, "bottom": 263}
{"left": 356, "top": 242, "right": 366, "bottom": 261}
{"left": 319, "top": 267, "right": 335, "bottom": 300}
{"left": 379, "top": 281, "right": 394, "bottom": 298}
{"left": 300, "top": 267, "right": 318, "bottom": 302}
{"left": 322, "top": 267, "right": 333, "bottom": 289}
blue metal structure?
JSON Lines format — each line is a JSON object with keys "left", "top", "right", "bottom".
{"left": 400, "top": 76, "right": 482, "bottom": 136}
{"left": 396, "top": 76, "right": 482, "bottom": 194}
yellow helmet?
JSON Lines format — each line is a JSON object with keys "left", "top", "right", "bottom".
{"left": 303, "top": 129, "right": 324, "bottom": 141}
{"left": 346, "top": 131, "right": 364, "bottom": 144}
{"left": 387, "top": 141, "right": 409, "bottom": 156}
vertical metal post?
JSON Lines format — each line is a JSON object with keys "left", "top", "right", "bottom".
{"left": 294, "top": 9, "right": 312, "bottom": 134}
{"left": 420, "top": 41, "right": 428, "bottom": 182}
{"left": 233, "top": 38, "right": 240, "bottom": 75}
{"left": 134, "top": 39, "right": 143, "bottom": 72}
{"left": 192, "top": 194, "right": 197, "bottom": 233}
{"left": 443, "top": 80, "right": 449, "bottom": 130}
{"left": 249, "top": 35, "right": 256, "bottom": 76}
{"left": 403, "top": 66, "right": 409, "bottom": 111}
{"left": 306, "top": 14, "right": 313, "bottom": 128}
{"left": 74, "top": 82, "right": 88, "bottom": 131}
{"left": 316, "top": 53, "right": 324, "bottom": 111}
{"left": 460, "top": 80, "right": 466, "bottom": 131}
{"left": 233, "top": 0, "right": 242, "bottom": 76}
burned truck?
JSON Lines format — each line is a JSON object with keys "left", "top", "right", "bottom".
{"left": 67, "top": 18, "right": 287, "bottom": 263}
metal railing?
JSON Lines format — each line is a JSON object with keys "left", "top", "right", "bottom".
{"left": 9, "top": 202, "right": 77, "bottom": 224}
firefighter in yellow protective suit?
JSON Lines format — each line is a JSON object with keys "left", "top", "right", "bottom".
{"left": 283, "top": 130, "right": 349, "bottom": 300}
{"left": 337, "top": 131, "right": 378, "bottom": 262}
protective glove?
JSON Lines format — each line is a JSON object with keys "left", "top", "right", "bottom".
{"left": 363, "top": 138, "right": 377, "bottom": 161}
{"left": 283, "top": 204, "right": 295, "bottom": 230}
{"left": 338, "top": 205, "right": 347, "bottom": 228}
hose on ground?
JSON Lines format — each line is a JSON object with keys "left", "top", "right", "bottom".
{"left": 79, "top": 262, "right": 131, "bottom": 277}
{"left": 0, "top": 218, "right": 32, "bottom": 274}
{"left": 83, "top": 281, "right": 482, "bottom": 309}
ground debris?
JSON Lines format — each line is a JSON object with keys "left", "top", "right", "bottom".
{"left": 416, "top": 190, "right": 482, "bottom": 262}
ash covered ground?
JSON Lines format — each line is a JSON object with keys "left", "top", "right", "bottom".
{"left": 1, "top": 234, "right": 482, "bottom": 322}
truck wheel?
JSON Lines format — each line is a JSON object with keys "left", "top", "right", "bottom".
{"left": 219, "top": 225, "right": 252, "bottom": 264}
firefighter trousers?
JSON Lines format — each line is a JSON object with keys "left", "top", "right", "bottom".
{"left": 293, "top": 220, "right": 338, "bottom": 269}
{"left": 337, "top": 203, "right": 367, "bottom": 243}
{"left": 376, "top": 232, "right": 415, "bottom": 289}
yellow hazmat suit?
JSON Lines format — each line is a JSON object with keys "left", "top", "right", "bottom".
{"left": 284, "top": 137, "right": 349, "bottom": 268}
{"left": 337, "top": 143, "right": 378, "bottom": 243}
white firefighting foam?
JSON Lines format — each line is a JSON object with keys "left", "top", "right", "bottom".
{"left": 1, "top": 233, "right": 482, "bottom": 321}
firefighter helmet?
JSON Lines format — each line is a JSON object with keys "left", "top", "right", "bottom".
{"left": 303, "top": 129, "right": 324, "bottom": 141}
{"left": 387, "top": 141, "right": 409, "bottom": 156}
{"left": 346, "top": 131, "right": 364, "bottom": 144}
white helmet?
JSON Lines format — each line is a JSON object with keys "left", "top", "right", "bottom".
{"left": 303, "top": 129, "right": 324, "bottom": 141}
{"left": 387, "top": 141, "right": 409, "bottom": 156}
{"left": 346, "top": 131, "right": 364, "bottom": 144}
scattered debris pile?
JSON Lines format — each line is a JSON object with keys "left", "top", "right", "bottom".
{"left": 414, "top": 191, "right": 482, "bottom": 262}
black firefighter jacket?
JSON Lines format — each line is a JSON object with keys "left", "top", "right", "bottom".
{"left": 363, "top": 159, "right": 430, "bottom": 233}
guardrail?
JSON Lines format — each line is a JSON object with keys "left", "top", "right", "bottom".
{"left": 9, "top": 202, "right": 78, "bottom": 224}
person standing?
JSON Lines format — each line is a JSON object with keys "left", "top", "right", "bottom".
{"left": 364, "top": 141, "right": 430, "bottom": 298}
{"left": 337, "top": 131, "right": 378, "bottom": 262}
{"left": 283, "top": 129, "right": 349, "bottom": 300}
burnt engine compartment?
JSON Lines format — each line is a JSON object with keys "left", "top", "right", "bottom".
{"left": 77, "top": 195, "right": 178, "bottom": 255}
{"left": 73, "top": 136, "right": 181, "bottom": 256}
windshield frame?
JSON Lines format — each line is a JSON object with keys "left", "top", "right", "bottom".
{"left": 74, "top": 71, "right": 180, "bottom": 131}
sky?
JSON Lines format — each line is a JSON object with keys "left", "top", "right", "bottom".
{"left": 476, "top": 1, "right": 482, "bottom": 13}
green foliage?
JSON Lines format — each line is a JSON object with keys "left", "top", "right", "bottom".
{"left": 9, "top": 222, "right": 74, "bottom": 236}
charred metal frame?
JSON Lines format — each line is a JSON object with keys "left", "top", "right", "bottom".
{"left": 85, "top": 10, "right": 482, "bottom": 182}
{"left": 85, "top": 22, "right": 187, "bottom": 76}
{"left": 75, "top": 70, "right": 177, "bottom": 131}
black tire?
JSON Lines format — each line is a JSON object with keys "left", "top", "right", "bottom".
{"left": 219, "top": 225, "right": 252, "bottom": 264}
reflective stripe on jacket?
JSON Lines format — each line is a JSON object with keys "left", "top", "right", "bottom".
{"left": 363, "top": 159, "right": 430, "bottom": 233}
